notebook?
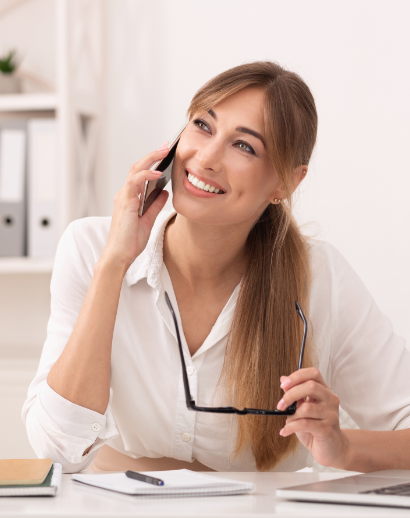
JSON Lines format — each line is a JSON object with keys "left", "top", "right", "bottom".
{"left": 72, "top": 469, "right": 255, "bottom": 497}
{"left": 0, "top": 462, "right": 62, "bottom": 497}
{"left": 0, "top": 458, "right": 52, "bottom": 485}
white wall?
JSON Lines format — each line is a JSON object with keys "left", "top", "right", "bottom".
{"left": 106, "top": 0, "right": 410, "bottom": 347}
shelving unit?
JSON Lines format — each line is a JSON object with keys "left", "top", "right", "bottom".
{"left": 0, "top": 0, "right": 104, "bottom": 273}
{"left": 0, "top": 0, "right": 106, "bottom": 462}
{"left": 0, "top": 93, "right": 58, "bottom": 111}
{"left": 0, "top": 257, "right": 54, "bottom": 273}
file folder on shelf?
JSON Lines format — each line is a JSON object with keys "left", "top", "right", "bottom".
{"left": 27, "top": 119, "right": 59, "bottom": 258}
{"left": 0, "top": 120, "right": 27, "bottom": 257}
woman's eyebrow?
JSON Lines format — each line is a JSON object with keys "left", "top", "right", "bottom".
{"left": 236, "top": 127, "right": 266, "bottom": 149}
{"left": 207, "top": 109, "right": 266, "bottom": 149}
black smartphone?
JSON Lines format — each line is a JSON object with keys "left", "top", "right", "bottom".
{"left": 138, "top": 128, "right": 185, "bottom": 216}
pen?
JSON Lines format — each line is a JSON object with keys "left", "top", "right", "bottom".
{"left": 125, "top": 470, "right": 164, "bottom": 486}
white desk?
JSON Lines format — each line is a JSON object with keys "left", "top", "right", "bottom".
{"left": 1, "top": 471, "right": 410, "bottom": 517}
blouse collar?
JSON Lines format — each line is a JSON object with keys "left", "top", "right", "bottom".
{"left": 124, "top": 207, "right": 177, "bottom": 288}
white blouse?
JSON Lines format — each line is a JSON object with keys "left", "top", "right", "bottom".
{"left": 22, "top": 208, "right": 410, "bottom": 474}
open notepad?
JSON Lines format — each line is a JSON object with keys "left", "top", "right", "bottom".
{"left": 72, "top": 469, "right": 255, "bottom": 497}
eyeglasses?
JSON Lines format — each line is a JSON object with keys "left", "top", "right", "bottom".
{"left": 165, "top": 291, "right": 307, "bottom": 416}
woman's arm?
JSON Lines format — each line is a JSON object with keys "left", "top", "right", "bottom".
{"left": 275, "top": 241, "right": 410, "bottom": 472}
{"left": 47, "top": 146, "right": 169, "bottom": 415}
{"left": 342, "top": 429, "right": 410, "bottom": 472}
{"left": 277, "top": 368, "right": 410, "bottom": 472}
{"left": 46, "top": 257, "right": 126, "bottom": 414}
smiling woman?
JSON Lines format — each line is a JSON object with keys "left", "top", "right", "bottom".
{"left": 167, "top": 66, "right": 315, "bottom": 470}
{"left": 22, "top": 62, "right": 410, "bottom": 475}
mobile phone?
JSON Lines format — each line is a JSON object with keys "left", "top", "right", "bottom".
{"left": 138, "top": 128, "right": 185, "bottom": 216}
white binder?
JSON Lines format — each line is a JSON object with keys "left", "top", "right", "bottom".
{"left": 27, "top": 119, "right": 60, "bottom": 258}
{"left": 0, "top": 120, "right": 27, "bottom": 257}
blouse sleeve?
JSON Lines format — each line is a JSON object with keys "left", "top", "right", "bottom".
{"left": 21, "top": 218, "right": 119, "bottom": 473}
{"left": 325, "top": 243, "right": 410, "bottom": 431}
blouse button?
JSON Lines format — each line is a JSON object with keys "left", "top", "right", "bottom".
{"left": 181, "top": 432, "right": 191, "bottom": 442}
{"left": 91, "top": 422, "right": 101, "bottom": 432}
{"left": 187, "top": 366, "right": 195, "bottom": 376}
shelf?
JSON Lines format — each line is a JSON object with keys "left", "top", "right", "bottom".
{"left": 0, "top": 93, "right": 58, "bottom": 112}
{"left": 0, "top": 257, "right": 54, "bottom": 273}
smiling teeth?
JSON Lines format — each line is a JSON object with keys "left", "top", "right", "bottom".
{"left": 187, "top": 173, "right": 220, "bottom": 193}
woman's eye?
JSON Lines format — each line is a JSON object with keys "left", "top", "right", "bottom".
{"left": 235, "top": 141, "right": 255, "bottom": 155}
{"left": 193, "top": 119, "right": 211, "bottom": 133}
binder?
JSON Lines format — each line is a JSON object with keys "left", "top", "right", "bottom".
{"left": 0, "top": 120, "right": 27, "bottom": 257}
{"left": 27, "top": 119, "right": 59, "bottom": 258}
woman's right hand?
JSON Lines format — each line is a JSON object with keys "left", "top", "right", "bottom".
{"left": 101, "top": 145, "right": 170, "bottom": 271}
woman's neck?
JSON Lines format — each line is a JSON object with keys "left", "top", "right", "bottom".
{"left": 163, "top": 213, "right": 252, "bottom": 290}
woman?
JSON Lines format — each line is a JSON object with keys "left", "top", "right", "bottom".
{"left": 23, "top": 61, "right": 410, "bottom": 474}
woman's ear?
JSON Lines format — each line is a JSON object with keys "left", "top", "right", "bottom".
{"left": 268, "top": 165, "right": 307, "bottom": 203}
{"left": 294, "top": 165, "right": 308, "bottom": 191}
{"left": 268, "top": 186, "right": 285, "bottom": 204}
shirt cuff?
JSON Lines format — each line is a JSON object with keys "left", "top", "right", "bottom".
{"left": 36, "top": 381, "right": 118, "bottom": 464}
{"left": 393, "top": 415, "right": 410, "bottom": 431}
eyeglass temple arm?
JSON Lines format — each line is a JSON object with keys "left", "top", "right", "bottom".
{"left": 165, "top": 292, "right": 195, "bottom": 408}
{"left": 284, "top": 301, "right": 308, "bottom": 414}
{"left": 165, "top": 292, "right": 307, "bottom": 411}
{"left": 295, "top": 301, "right": 307, "bottom": 371}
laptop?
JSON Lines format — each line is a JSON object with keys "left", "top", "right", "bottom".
{"left": 276, "top": 470, "right": 410, "bottom": 508}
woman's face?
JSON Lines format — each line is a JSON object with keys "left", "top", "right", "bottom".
{"left": 171, "top": 87, "right": 285, "bottom": 227}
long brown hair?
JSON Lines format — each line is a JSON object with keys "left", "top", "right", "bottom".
{"left": 187, "top": 61, "right": 318, "bottom": 471}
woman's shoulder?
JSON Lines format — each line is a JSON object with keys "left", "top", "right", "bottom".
{"left": 66, "top": 216, "right": 112, "bottom": 249}
{"left": 305, "top": 236, "right": 369, "bottom": 309}
{"left": 305, "top": 237, "right": 357, "bottom": 288}
{"left": 306, "top": 237, "right": 341, "bottom": 270}
{"left": 55, "top": 217, "right": 112, "bottom": 273}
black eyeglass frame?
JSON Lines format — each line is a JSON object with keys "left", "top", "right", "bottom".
{"left": 165, "top": 292, "right": 307, "bottom": 416}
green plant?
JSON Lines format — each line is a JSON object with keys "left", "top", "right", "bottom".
{"left": 0, "top": 50, "right": 19, "bottom": 74}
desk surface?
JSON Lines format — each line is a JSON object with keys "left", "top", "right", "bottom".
{"left": 1, "top": 471, "right": 410, "bottom": 518}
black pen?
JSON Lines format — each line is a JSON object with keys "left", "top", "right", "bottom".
{"left": 125, "top": 470, "right": 164, "bottom": 486}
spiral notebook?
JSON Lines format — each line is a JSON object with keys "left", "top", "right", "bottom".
{"left": 72, "top": 469, "right": 255, "bottom": 497}
{"left": 0, "top": 463, "right": 62, "bottom": 497}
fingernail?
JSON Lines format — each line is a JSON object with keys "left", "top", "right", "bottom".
{"left": 157, "top": 141, "right": 169, "bottom": 151}
{"left": 280, "top": 378, "right": 291, "bottom": 390}
{"left": 279, "top": 428, "right": 285, "bottom": 436}
{"left": 277, "top": 399, "right": 285, "bottom": 410}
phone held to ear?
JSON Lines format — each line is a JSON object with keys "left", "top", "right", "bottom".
{"left": 138, "top": 127, "right": 185, "bottom": 216}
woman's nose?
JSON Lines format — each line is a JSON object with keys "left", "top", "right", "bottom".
{"left": 196, "top": 138, "right": 224, "bottom": 172}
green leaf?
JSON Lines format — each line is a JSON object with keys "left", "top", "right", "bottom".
{"left": 0, "top": 49, "right": 19, "bottom": 74}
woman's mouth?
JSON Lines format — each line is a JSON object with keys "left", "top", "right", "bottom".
{"left": 182, "top": 168, "right": 226, "bottom": 199}
{"left": 186, "top": 171, "right": 223, "bottom": 194}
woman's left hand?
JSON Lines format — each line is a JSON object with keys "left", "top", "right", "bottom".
{"left": 277, "top": 367, "right": 348, "bottom": 468}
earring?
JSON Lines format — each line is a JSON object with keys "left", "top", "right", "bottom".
{"left": 274, "top": 198, "right": 282, "bottom": 203}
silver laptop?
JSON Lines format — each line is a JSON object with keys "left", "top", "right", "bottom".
{"left": 276, "top": 470, "right": 410, "bottom": 508}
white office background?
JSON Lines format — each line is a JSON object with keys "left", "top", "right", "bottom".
{"left": 0, "top": 0, "right": 409, "bottom": 467}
